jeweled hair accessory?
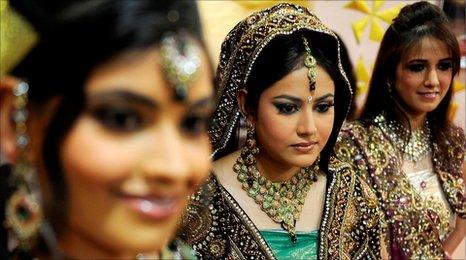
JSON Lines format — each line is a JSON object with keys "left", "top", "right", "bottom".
{"left": 302, "top": 37, "right": 317, "bottom": 91}
{"left": 160, "top": 33, "right": 201, "bottom": 101}
{"left": 209, "top": 3, "right": 352, "bottom": 158}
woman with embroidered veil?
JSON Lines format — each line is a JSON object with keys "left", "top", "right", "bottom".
{"left": 1, "top": 0, "right": 214, "bottom": 258}
{"left": 334, "top": 1, "right": 466, "bottom": 258}
{"left": 178, "top": 3, "right": 382, "bottom": 259}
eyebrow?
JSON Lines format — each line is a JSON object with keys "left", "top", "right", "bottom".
{"left": 407, "top": 57, "right": 452, "bottom": 63}
{"left": 87, "top": 89, "right": 213, "bottom": 109}
{"left": 88, "top": 90, "right": 157, "bottom": 108}
{"left": 189, "top": 96, "right": 214, "bottom": 110}
{"left": 273, "top": 93, "right": 334, "bottom": 103}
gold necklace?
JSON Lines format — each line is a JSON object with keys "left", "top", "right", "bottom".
{"left": 233, "top": 146, "right": 318, "bottom": 243}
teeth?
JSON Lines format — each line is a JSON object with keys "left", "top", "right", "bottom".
{"left": 140, "top": 200, "right": 154, "bottom": 213}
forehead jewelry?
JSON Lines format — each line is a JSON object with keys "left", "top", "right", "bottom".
{"left": 160, "top": 33, "right": 200, "bottom": 101}
{"left": 307, "top": 96, "right": 313, "bottom": 103}
{"left": 302, "top": 37, "right": 317, "bottom": 91}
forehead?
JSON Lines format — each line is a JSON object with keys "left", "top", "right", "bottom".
{"left": 403, "top": 37, "right": 450, "bottom": 61}
{"left": 84, "top": 46, "right": 212, "bottom": 104}
{"left": 262, "top": 66, "right": 335, "bottom": 96}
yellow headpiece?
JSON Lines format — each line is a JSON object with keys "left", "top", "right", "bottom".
{"left": 0, "top": 1, "right": 38, "bottom": 77}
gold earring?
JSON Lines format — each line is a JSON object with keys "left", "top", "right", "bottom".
{"left": 5, "top": 81, "right": 43, "bottom": 250}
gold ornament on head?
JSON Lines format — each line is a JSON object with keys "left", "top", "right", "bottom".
{"left": 160, "top": 33, "right": 201, "bottom": 101}
{"left": 0, "top": 1, "right": 38, "bottom": 77}
{"left": 302, "top": 37, "right": 317, "bottom": 91}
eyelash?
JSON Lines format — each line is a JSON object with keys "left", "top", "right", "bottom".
{"left": 89, "top": 105, "right": 210, "bottom": 136}
{"left": 90, "top": 106, "right": 147, "bottom": 132}
{"left": 275, "top": 103, "right": 299, "bottom": 114}
{"left": 181, "top": 114, "right": 210, "bottom": 136}
{"left": 406, "top": 62, "right": 452, "bottom": 72}
{"left": 315, "top": 102, "right": 334, "bottom": 113}
{"left": 274, "top": 102, "right": 334, "bottom": 115}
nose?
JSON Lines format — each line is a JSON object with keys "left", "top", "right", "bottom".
{"left": 140, "top": 121, "right": 192, "bottom": 185}
{"left": 424, "top": 68, "right": 440, "bottom": 88}
{"left": 297, "top": 108, "right": 317, "bottom": 137}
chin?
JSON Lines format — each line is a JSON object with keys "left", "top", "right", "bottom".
{"left": 286, "top": 154, "right": 318, "bottom": 168}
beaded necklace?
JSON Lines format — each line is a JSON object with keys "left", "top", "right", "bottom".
{"left": 233, "top": 140, "right": 317, "bottom": 243}
{"left": 375, "top": 114, "right": 431, "bottom": 162}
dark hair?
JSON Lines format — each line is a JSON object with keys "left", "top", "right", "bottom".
{"left": 10, "top": 0, "right": 207, "bottom": 233}
{"left": 360, "top": 1, "right": 460, "bottom": 142}
{"left": 243, "top": 31, "right": 350, "bottom": 173}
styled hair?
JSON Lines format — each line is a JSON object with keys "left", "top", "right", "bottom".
{"left": 10, "top": 0, "right": 207, "bottom": 232}
{"left": 242, "top": 31, "right": 350, "bottom": 172}
{"left": 360, "top": 1, "right": 460, "bottom": 142}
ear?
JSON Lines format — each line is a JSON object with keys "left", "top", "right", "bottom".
{"left": 236, "top": 89, "right": 256, "bottom": 125}
{"left": 0, "top": 76, "right": 21, "bottom": 163}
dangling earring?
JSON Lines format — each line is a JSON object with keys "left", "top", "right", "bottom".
{"left": 387, "top": 81, "right": 393, "bottom": 93}
{"left": 242, "top": 123, "right": 259, "bottom": 166}
{"left": 312, "top": 156, "right": 320, "bottom": 174}
{"left": 5, "top": 81, "right": 43, "bottom": 250}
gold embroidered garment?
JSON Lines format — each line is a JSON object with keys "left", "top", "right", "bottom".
{"left": 334, "top": 117, "right": 466, "bottom": 259}
{"left": 178, "top": 159, "right": 381, "bottom": 259}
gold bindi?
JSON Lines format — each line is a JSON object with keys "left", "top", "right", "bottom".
{"left": 302, "top": 37, "right": 317, "bottom": 91}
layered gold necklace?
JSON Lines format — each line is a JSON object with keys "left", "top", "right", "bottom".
{"left": 233, "top": 138, "right": 318, "bottom": 243}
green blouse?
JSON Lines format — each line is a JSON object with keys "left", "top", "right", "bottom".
{"left": 260, "top": 229, "right": 318, "bottom": 260}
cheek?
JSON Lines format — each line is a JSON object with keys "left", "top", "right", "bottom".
{"left": 314, "top": 112, "right": 334, "bottom": 146}
{"left": 439, "top": 73, "right": 452, "bottom": 91}
{"left": 60, "top": 117, "right": 136, "bottom": 185}
{"left": 185, "top": 135, "right": 212, "bottom": 187}
{"left": 256, "top": 106, "right": 295, "bottom": 145}
{"left": 396, "top": 74, "right": 419, "bottom": 96}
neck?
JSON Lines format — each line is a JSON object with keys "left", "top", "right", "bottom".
{"left": 256, "top": 150, "right": 299, "bottom": 182}
{"left": 59, "top": 225, "right": 160, "bottom": 259}
{"left": 392, "top": 107, "right": 427, "bottom": 130}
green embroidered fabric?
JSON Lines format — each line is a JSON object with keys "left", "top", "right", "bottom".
{"left": 260, "top": 229, "right": 318, "bottom": 260}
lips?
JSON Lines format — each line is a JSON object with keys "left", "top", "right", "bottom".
{"left": 120, "top": 193, "right": 182, "bottom": 220}
{"left": 291, "top": 141, "right": 317, "bottom": 153}
{"left": 417, "top": 91, "right": 439, "bottom": 100}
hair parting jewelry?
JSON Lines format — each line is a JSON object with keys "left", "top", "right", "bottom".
{"left": 233, "top": 123, "right": 318, "bottom": 243}
{"left": 5, "top": 81, "right": 43, "bottom": 250}
{"left": 160, "top": 33, "right": 200, "bottom": 101}
{"left": 302, "top": 37, "right": 317, "bottom": 91}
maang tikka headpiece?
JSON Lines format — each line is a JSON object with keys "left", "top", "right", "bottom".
{"left": 160, "top": 33, "right": 200, "bottom": 101}
{"left": 302, "top": 37, "right": 317, "bottom": 93}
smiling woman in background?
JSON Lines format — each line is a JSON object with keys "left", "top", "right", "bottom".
{"left": 334, "top": 1, "right": 466, "bottom": 258}
{"left": 0, "top": 0, "right": 214, "bottom": 258}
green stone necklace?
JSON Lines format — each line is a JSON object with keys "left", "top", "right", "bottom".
{"left": 233, "top": 148, "right": 318, "bottom": 243}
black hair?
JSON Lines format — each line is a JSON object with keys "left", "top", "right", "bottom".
{"left": 10, "top": 0, "right": 207, "bottom": 234}
{"left": 360, "top": 1, "right": 460, "bottom": 143}
{"left": 241, "top": 31, "right": 350, "bottom": 173}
